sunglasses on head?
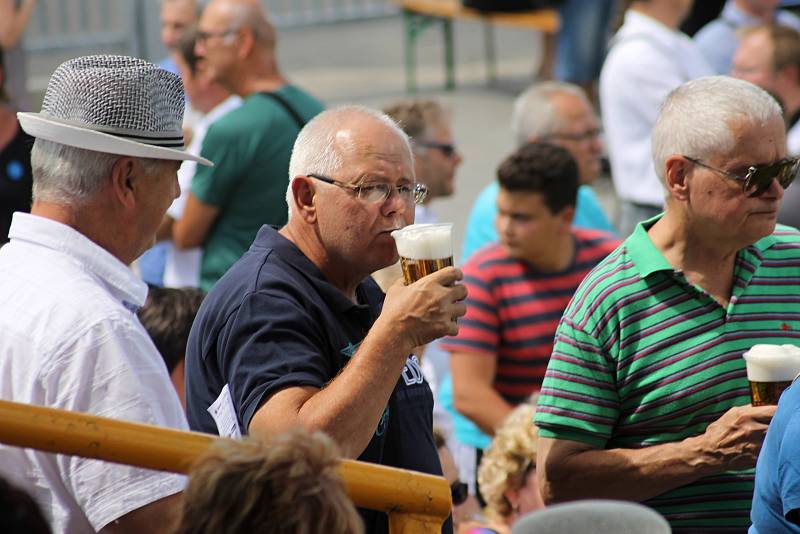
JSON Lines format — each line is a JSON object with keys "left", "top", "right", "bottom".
{"left": 451, "top": 480, "right": 469, "bottom": 506}
{"left": 684, "top": 156, "right": 800, "bottom": 197}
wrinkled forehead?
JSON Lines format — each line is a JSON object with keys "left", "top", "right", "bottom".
{"left": 335, "top": 125, "right": 414, "bottom": 178}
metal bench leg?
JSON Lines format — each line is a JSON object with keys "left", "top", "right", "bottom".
{"left": 483, "top": 20, "right": 497, "bottom": 86}
{"left": 402, "top": 10, "right": 418, "bottom": 93}
{"left": 443, "top": 18, "right": 455, "bottom": 90}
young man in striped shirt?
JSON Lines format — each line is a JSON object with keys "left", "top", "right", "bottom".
{"left": 442, "top": 142, "right": 618, "bottom": 437}
{"left": 535, "top": 76, "right": 797, "bottom": 532}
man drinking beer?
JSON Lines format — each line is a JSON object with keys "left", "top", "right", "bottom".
{"left": 534, "top": 76, "right": 800, "bottom": 532}
{"left": 184, "top": 105, "right": 466, "bottom": 534}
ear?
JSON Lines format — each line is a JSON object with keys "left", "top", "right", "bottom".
{"left": 109, "top": 157, "right": 138, "bottom": 210}
{"left": 664, "top": 155, "right": 691, "bottom": 202}
{"left": 558, "top": 204, "right": 575, "bottom": 230}
{"left": 291, "top": 176, "right": 318, "bottom": 223}
{"left": 237, "top": 27, "right": 255, "bottom": 59}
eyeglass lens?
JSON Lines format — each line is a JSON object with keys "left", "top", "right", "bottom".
{"left": 746, "top": 159, "right": 800, "bottom": 197}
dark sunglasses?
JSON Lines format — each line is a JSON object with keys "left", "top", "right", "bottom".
{"left": 417, "top": 141, "right": 458, "bottom": 159}
{"left": 451, "top": 480, "right": 469, "bottom": 506}
{"left": 684, "top": 156, "right": 799, "bottom": 197}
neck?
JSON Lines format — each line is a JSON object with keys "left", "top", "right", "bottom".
{"left": 30, "top": 199, "right": 133, "bottom": 265}
{"left": 525, "top": 232, "right": 574, "bottom": 273}
{"left": 649, "top": 210, "right": 739, "bottom": 305}
{"left": 735, "top": 0, "right": 774, "bottom": 22}
{"left": 280, "top": 222, "right": 362, "bottom": 302}
{"left": 782, "top": 91, "right": 800, "bottom": 123}
{"left": 0, "top": 105, "right": 18, "bottom": 149}
{"left": 234, "top": 54, "right": 287, "bottom": 96}
{"left": 631, "top": 2, "right": 683, "bottom": 30}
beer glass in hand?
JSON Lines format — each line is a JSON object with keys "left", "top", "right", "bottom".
{"left": 391, "top": 223, "right": 454, "bottom": 284}
{"left": 742, "top": 344, "right": 800, "bottom": 406}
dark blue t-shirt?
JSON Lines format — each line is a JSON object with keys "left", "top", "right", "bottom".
{"left": 751, "top": 380, "right": 800, "bottom": 533}
{"left": 185, "top": 225, "right": 450, "bottom": 534}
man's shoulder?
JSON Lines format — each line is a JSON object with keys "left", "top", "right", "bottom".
{"left": 464, "top": 243, "right": 513, "bottom": 272}
{"left": 574, "top": 227, "right": 621, "bottom": 248}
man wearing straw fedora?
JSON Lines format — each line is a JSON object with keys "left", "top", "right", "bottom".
{"left": 0, "top": 55, "right": 211, "bottom": 533}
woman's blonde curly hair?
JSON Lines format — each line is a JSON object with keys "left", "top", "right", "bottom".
{"left": 477, "top": 396, "right": 539, "bottom": 519}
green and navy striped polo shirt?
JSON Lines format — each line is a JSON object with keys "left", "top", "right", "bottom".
{"left": 535, "top": 219, "right": 800, "bottom": 532}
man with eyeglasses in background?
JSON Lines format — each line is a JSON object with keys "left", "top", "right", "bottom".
{"left": 535, "top": 76, "right": 798, "bottom": 532}
{"left": 461, "top": 81, "right": 615, "bottom": 263}
{"left": 158, "top": 0, "right": 323, "bottom": 291}
{"left": 383, "top": 99, "right": 462, "bottom": 225}
{"left": 185, "top": 106, "right": 466, "bottom": 534}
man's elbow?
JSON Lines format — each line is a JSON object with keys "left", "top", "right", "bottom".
{"left": 452, "top": 388, "right": 478, "bottom": 420}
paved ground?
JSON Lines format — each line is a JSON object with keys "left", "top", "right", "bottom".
{"left": 26, "top": 13, "right": 618, "bottom": 262}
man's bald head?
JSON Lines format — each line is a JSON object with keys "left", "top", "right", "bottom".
{"left": 204, "top": 0, "right": 276, "bottom": 49}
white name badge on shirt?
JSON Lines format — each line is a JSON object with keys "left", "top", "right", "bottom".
{"left": 207, "top": 383, "right": 242, "bottom": 438}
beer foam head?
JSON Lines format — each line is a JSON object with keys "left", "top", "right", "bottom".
{"left": 391, "top": 223, "right": 453, "bottom": 260}
{"left": 742, "top": 344, "right": 800, "bottom": 382}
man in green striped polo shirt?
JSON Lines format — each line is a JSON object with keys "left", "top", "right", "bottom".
{"left": 535, "top": 75, "right": 800, "bottom": 532}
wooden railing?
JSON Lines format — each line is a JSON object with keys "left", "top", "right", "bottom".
{"left": 0, "top": 399, "right": 450, "bottom": 533}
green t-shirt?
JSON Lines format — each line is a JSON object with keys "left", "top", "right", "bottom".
{"left": 535, "top": 217, "right": 800, "bottom": 531}
{"left": 191, "top": 86, "right": 324, "bottom": 291}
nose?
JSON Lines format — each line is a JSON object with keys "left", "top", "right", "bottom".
{"left": 194, "top": 39, "right": 206, "bottom": 58}
{"left": 765, "top": 177, "right": 785, "bottom": 200}
{"left": 380, "top": 187, "right": 411, "bottom": 219}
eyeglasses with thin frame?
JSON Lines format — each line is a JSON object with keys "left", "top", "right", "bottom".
{"left": 450, "top": 480, "right": 469, "bottom": 506}
{"left": 307, "top": 174, "right": 429, "bottom": 205}
{"left": 417, "top": 141, "right": 459, "bottom": 159}
{"left": 683, "top": 155, "right": 799, "bottom": 197}
{"left": 196, "top": 29, "right": 238, "bottom": 43}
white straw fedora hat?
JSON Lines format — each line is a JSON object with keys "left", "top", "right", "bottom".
{"left": 17, "top": 55, "right": 212, "bottom": 166}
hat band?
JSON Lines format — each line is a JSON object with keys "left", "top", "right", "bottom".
{"left": 40, "top": 115, "right": 185, "bottom": 148}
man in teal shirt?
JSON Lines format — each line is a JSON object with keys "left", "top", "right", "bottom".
{"left": 160, "top": 0, "right": 323, "bottom": 290}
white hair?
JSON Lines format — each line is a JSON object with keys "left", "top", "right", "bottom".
{"left": 31, "top": 139, "right": 166, "bottom": 205}
{"left": 285, "top": 105, "right": 412, "bottom": 217}
{"left": 511, "top": 81, "right": 589, "bottom": 147}
{"left": 651, "top": 76, "right": 783, "bottom": 181}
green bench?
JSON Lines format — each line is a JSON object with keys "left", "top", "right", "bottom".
{"left": 396, "top": 0, "right": 561, "bottom": 92}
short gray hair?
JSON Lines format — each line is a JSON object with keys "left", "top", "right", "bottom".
{"left": 511, "top": 81, "right": 589, "bottom": 147}
{"left": 651, "top": 76, "right": 783, "bottom": 181}
{"left": 285, "top": 105, "right": 412, "bottom": 216}
{"left": 31, "top": 139, "right": 166, "bottom": 205}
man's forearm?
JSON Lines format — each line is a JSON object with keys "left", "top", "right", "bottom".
{"left": 252, "top": 326, "right": 414, "bottom": 459}
{"left": 539, "top": 435, "right": 718, "bottom": 504}
{"left": 453, "top": 386, "right": 512, "bottom": 436}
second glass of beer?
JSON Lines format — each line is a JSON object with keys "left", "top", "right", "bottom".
{"left": 742, "top": 344, "right": 800, "bottom": 406}
{"left": 391, "top": 223, "right": 454, "bottom": 284}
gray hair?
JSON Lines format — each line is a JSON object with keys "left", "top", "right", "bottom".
{"left": 31, "top": 139, "right": 166, "bottom": 205}
{"left": 511, "top": 81, "right": 589, "bottom": 147}
{"left": 651, "top": 76, "right": 783, "bottom": 181}
{"left": 285, "top": 105, "right": 412, "bottom": 216}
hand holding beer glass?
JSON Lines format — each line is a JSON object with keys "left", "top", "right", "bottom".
{"left": 742, "top": 344, "right": 800, "bottom": 406}
{"left": 391, "top": 223, "right": 454, "bottom": 284}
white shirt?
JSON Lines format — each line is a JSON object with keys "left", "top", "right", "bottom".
{"left": 0, "top": 213, "right": 187, "bottom": 533}
{"left": 600, "top": 10, "right": 713, "bottom": 206}
{"left": 164, "top": 95, "right": 242, "bottom": 288}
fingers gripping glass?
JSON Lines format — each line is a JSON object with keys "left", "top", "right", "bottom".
{"left": 308, "top": 174, "right": 428, "bottom": 205}
{"left": 684, "top": 156, "right": 799, "bottom": 197}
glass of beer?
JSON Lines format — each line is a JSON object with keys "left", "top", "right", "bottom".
{"left": 391, "top": 223, "right": 454, "bottom": 284}
{"left": 742, "top": 344, "right": 800, "bottom": 406}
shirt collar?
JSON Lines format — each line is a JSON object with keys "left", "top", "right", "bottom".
{"left": 625, "top": 214, "right": 672, "bottom": 279}
{"left": 8, "top": 212, "right": 148, "bottom": 309}
{"left": 626, "top": 213, "right": 781, "bottom": 278}
{"left": 255, "top": 226, "right": 378, "bottom": 314}
{"left": 620, "top": 9, "right": 684, "bottom": 48}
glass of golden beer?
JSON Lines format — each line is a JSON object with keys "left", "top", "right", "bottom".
{"left": 390, "top": 223, "right": 454, "bottom": 285}
{"left": 742, "top": 344, "right": 800, "bottom": 406}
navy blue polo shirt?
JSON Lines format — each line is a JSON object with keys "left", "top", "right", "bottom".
{"left": 185, "top": 225, "right": 450, "bottom": 534}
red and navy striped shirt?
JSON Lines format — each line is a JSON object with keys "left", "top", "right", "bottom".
{"left": 441, "top": 228, "right": 619, "bottom": 404}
